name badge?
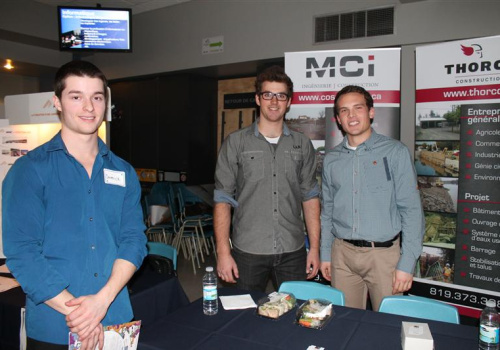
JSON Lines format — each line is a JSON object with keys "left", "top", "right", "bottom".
{"left": 104, "top": 169, "right": 126, "bottom": 187}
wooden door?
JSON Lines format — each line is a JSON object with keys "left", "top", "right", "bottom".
{"left": 217, "top": 77, "right": 257, "bottom": 151}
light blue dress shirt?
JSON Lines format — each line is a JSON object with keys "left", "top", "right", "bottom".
{"left": 2, "top": 132, "right": 147, "bottom": 344}
{"left": 320, "top": 129, "right": 424, "bottom": 274}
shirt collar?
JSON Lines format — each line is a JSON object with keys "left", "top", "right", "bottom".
{"left": 45, "top": 131, "right": 109, "bottom": 157}
{"left": 251, "top": 118, "right": 291, "bottom": 137}
{"left": 341, "top": 128, "right": 380, "bottom": 151}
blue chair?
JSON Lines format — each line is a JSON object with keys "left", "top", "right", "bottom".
{"left": 146, "top": 242, "right": 177, "bottom": 270}
{"left": 278, "top": 281, "right": 345, "bottom": 306}
{"left": 144, "top": 193, "right": 175, "bottom": 244}
{"left": 378, "top": 295, "right": 460, "bottom": 324}
{"left": 167, "top": 192, "right": 205, "bottom": 274}
{"left": 176, "top": 187, "right": 215, "bottom": 259}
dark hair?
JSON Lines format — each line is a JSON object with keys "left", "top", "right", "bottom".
{"left": 54, "top": 60, "right": 108, "bottom": 100}
{"left": 255, "top": 65, "right": 293, "bottom": 97}
{"left": 334, "top": 85, "right": 373, "bottom": 116}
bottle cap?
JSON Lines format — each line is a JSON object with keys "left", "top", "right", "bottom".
{"left": 206, "top": 266, "right": 214, "bottom": 272}
{"left": 486, "top": 300, "right": 496, "bottom": 308}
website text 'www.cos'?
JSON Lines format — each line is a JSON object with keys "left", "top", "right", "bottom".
{"left": 443, "top": 87, "right": 500, "bottom": 99}
{"left": 296, "top": 93, "right": 383, "bottom": 102}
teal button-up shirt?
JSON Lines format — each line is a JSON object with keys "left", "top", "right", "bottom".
{"left": 320, "top": 129, "right": 424, "bottom": 273}
{"left": 2, "top": 132, "right": 147, "bottom": 344}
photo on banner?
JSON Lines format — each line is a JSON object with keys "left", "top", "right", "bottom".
{"left": 413, "top": 35, "right": 500, "bottom": 318}
{"left": 284, "top": 48, "right": 401, "bottom": 185}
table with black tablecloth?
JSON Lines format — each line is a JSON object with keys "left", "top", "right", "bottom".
{"left": 138, "top": 288, "right": 478, "bottom": 350}
{"left": 0, "top": 259, "right": 188, "bottom": 350}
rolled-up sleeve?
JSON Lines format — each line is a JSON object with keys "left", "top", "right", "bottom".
{"left": 116, "top": 165, "right": 147, "bottom": 269}
{"left": 300, "top": 138, "right": 320, "bottom": 201}
{"left": 214, "top": 134, "right": 239, "bottom": 207}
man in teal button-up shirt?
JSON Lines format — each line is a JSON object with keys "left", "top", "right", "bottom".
{"left": 320, "top": 85, "right": 424, "bottom": 311}
{"left": 2, "top": 61, "right": 147, "bottom": 348}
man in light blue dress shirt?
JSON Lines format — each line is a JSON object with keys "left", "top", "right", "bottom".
{"left": 320, "top": 85, "right": 424, "bottom": 311}
{"left": 2, "top": 61, "right": 147, "bottom": 349}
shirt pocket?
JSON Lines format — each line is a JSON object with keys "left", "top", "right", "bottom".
{"left": 285, "top": 150, "right": 303, "bottom": 180}
{"left": 363, "top": 156, "right": 392, "bottom": 192}
{"left": 241, "top": 151, "right": 264, "bottom": 182}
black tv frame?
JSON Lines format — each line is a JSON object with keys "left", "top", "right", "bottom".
{"left": 57, "top": 5, "right": 132, "bottom": 53}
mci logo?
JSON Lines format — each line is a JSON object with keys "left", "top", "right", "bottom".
{"left": 306, "top": 55, "right": 375, "bottom": 78}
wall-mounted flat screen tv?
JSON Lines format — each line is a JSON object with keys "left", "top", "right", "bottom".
{"left": 58, "top": 6, "right": 132, "bottom": 52}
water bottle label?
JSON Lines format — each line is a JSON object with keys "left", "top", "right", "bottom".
{"left": 480, "top": 324, "right": 500, "bottom": 344}
{"left": 203, "top": 285, "right": 217, "bottom": 301}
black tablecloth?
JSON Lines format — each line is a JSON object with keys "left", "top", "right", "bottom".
{"left": 0, "top": 259, "right": 188, "bottom": 350}
{"left": 138, "top": 288, "right": 478, "bottom": 350}
{"left": 128, "top": 267, "right": 189, "bottom": 327}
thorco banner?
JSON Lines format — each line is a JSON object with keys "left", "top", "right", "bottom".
{"left": 285, "top": 48, "right": 401, "bottom": 156}
{"left": 414, "top": 35, "right": 500, "bottom": 317}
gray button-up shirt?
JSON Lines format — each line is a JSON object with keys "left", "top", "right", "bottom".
{"left": 320, "top": 129, "right": 424, "bottom": 273}
{"left": 214, "top": 119, "right": 319, "bottom": 255}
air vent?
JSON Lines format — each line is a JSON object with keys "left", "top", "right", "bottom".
{"left": 315, "top": 7, "right": 394, "bottom": 43}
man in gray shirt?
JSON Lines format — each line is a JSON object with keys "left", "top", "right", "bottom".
{"left": 214, "top": 66, "right": 320, "bottom": 292}
{"left": 320, "top": 85, "right": 424, "bottom": 311}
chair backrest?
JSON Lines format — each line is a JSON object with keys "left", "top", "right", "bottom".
{"left": 278, "top": 281, "right": 345, "bottom": 306}
{"left": 146, "top": 242, "right": 177, "bottom": 270}
{"left": 378, "top": 295, "right": 460, "bottom": 324}
{"left": 166, "top": 192, "right": 181, "bottom": 228}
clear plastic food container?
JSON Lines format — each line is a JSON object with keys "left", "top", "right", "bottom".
{"left": 256, "top": 292, "right": 297, "bottom": 320}
{"left": 295, "top": 299, "right": 334, "bottom": 330}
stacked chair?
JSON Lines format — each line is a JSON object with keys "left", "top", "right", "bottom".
{"left": 175, "top": 185, "right": 216, "bottom": 258}
{"left": 144, "top": 192, "right": 175, "bottom": 244}
{"left": 144, "top": 181, "right": 216, "bottom": 274}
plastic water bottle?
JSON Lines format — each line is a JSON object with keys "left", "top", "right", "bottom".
{"left": 203, "top": 266, "right": 218, "bottom": 315}
{"left": 479, "top": 300, "right": 500, "bottom": 350}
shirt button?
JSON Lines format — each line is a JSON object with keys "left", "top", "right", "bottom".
{"left": 91, "top": 245, "right": 95, "bottom": 250}
{"left": 274, "top": 209, "right": 277, "bottom": 212}
{"left": 274, "top": 192, "right": 277, "bottom": 195}
{"left": 273, "top": 174, "right": 276, "bottom": 177}
{"left": 89, "top": 217, "right": 93, "bottom": 221}
{"left": 94, "top": 273, "right": 98, "bottom": 277}
{"left": 88, "top": 189, "right": 91, "bottom": 194}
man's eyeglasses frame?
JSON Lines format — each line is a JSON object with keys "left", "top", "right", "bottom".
{"left": 259, "top": 92, "right": 289, "bottom": 101}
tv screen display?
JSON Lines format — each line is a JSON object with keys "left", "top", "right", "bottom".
{"left": 58, "top": 6, "right": 132, "bottom": 52}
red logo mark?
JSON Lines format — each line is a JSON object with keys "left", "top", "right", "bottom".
{"left": 461, "top": 44, "right": 483, "bottom": 58}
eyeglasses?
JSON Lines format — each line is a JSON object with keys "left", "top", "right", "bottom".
{"left": 259, "top": 92, "right": 289, "bottom": 101}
